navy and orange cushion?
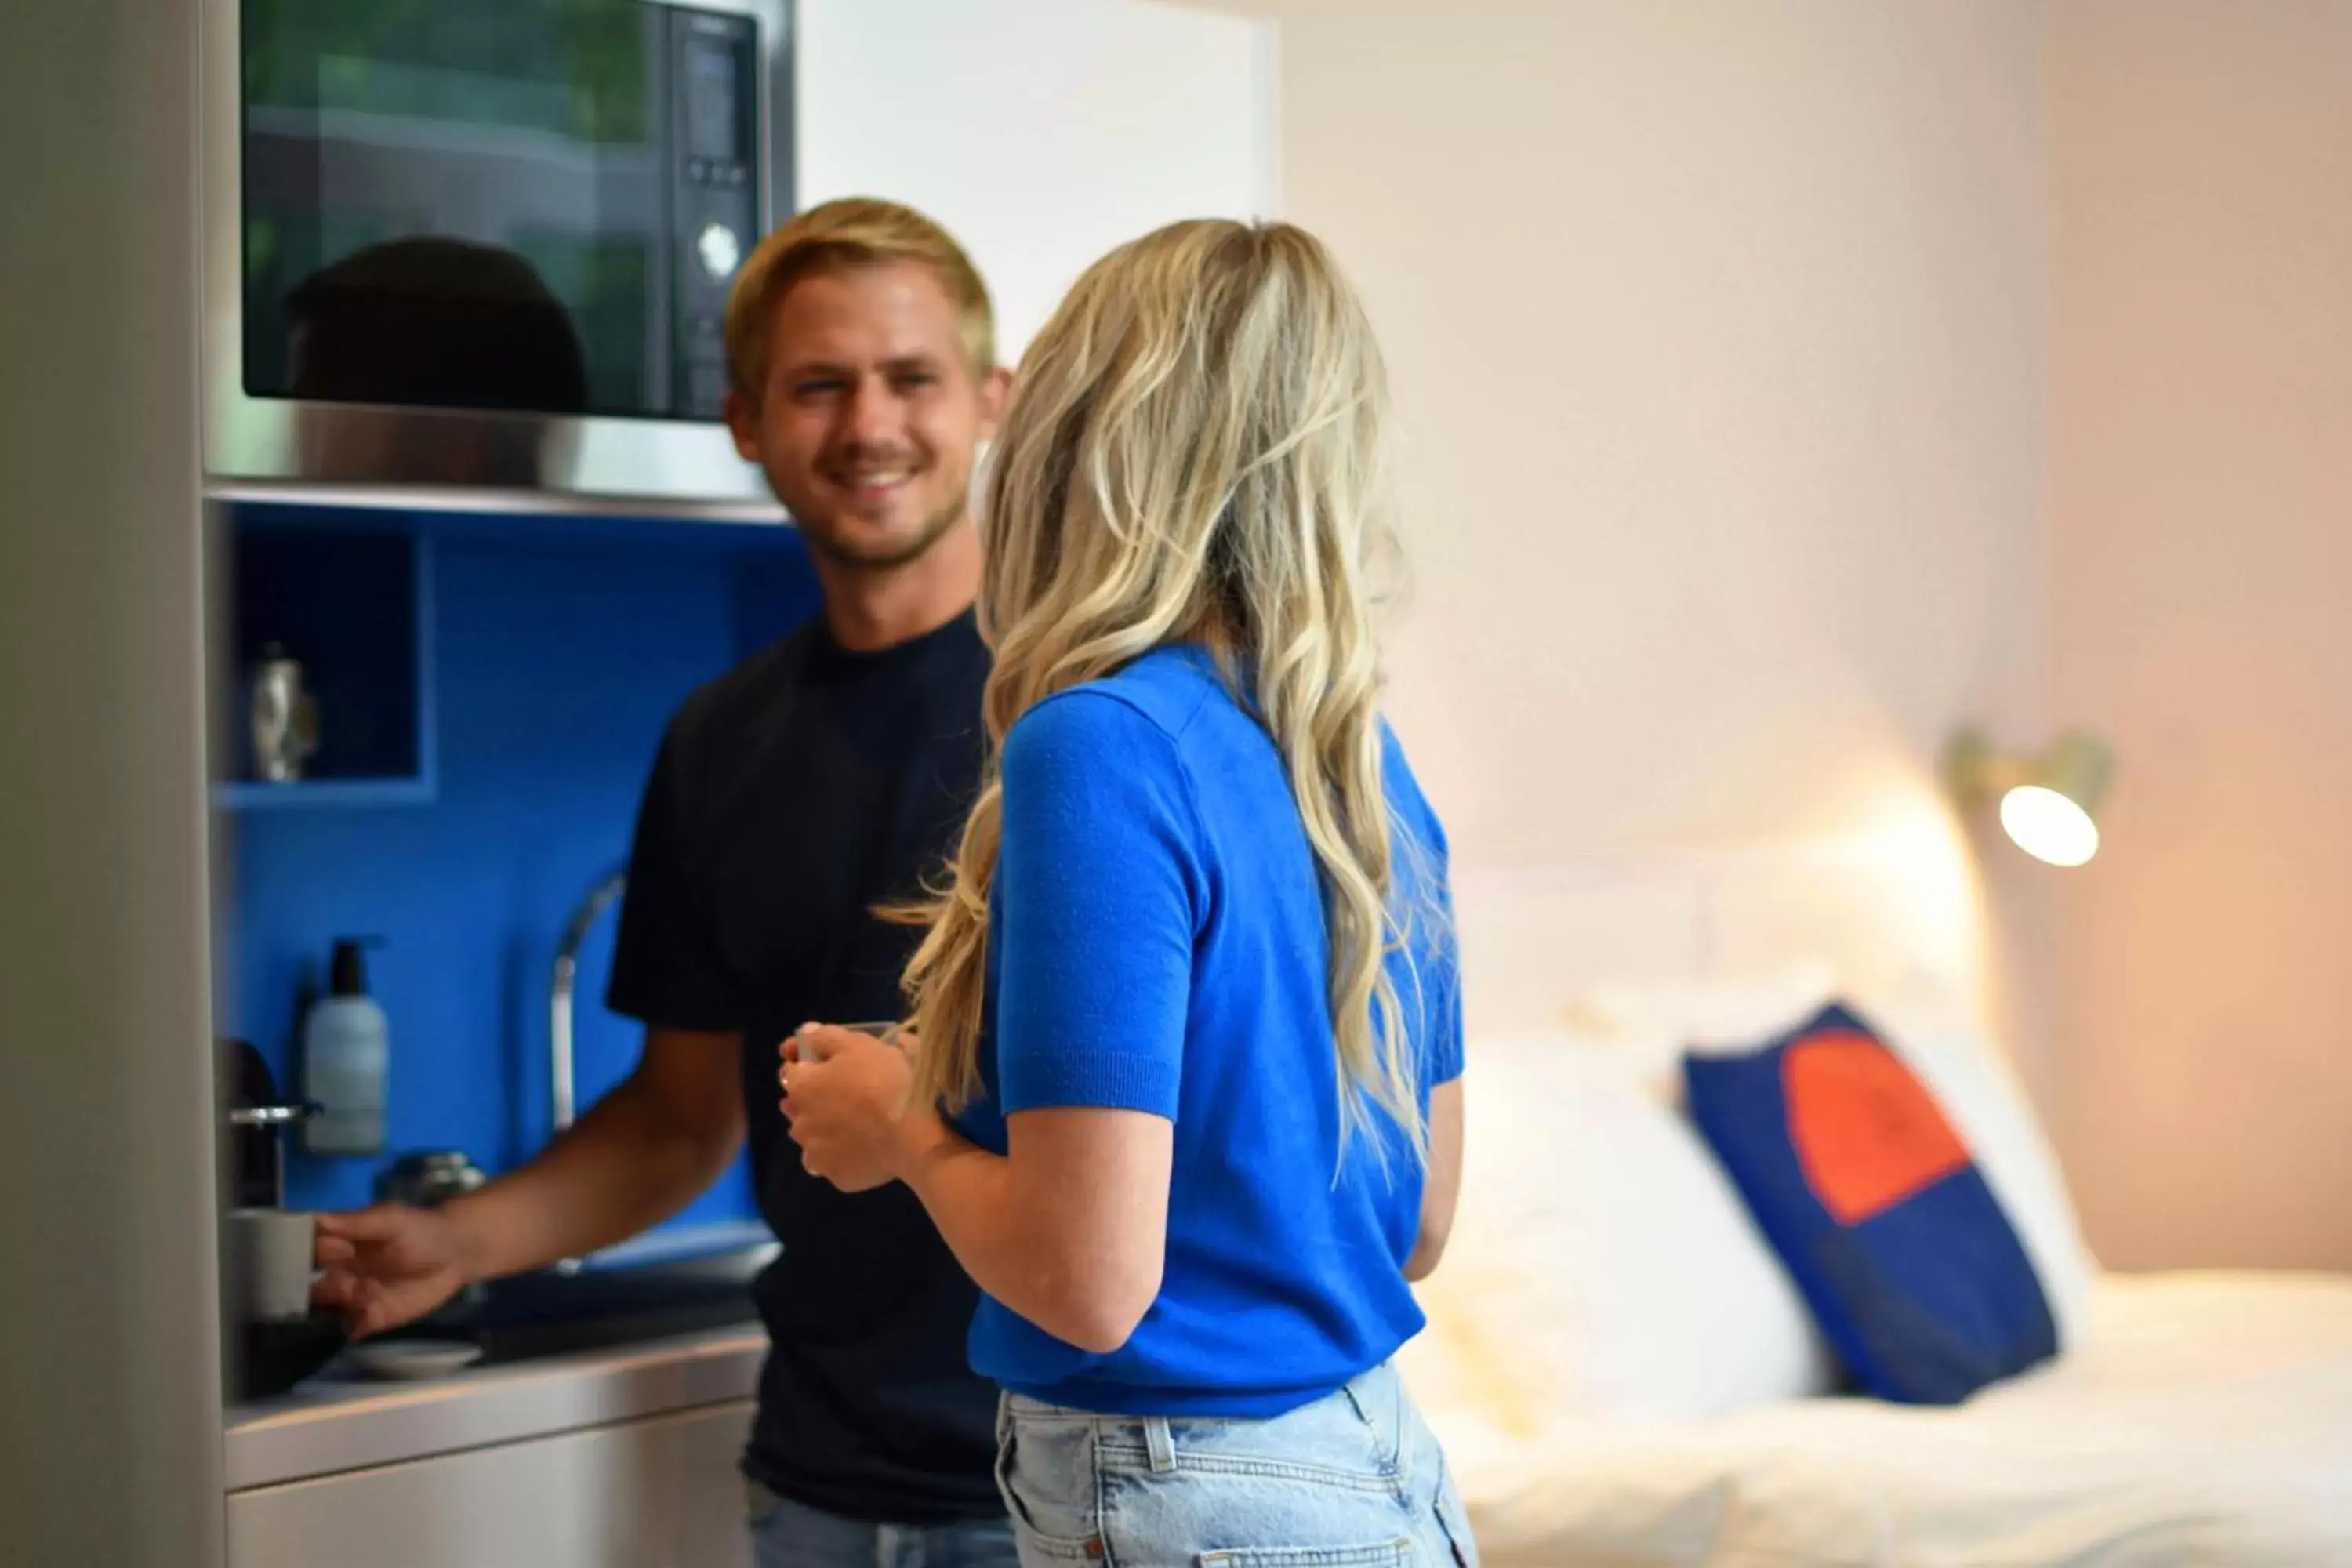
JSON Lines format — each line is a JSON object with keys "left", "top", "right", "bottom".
{"left": 1682, "top": 1001, "right": 2057, "bottom": 1404}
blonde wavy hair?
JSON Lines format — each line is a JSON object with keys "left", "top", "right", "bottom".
{"left": 901, "top": 218, "right": 1428, "bottom": 1160}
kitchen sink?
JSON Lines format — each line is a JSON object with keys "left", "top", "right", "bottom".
{"left": 236, "top": 1237, "right": 772, "bottom": 1403}
{"left": 386, "top": 1239, "right": 771, "bottom": 1365}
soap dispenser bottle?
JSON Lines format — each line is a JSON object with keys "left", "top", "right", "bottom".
{"left": 302, "top": 937, "right": 388, "bottom": 1156}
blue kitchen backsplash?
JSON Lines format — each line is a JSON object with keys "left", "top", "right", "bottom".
{"left": 223, "top": 503, "right": 821, "bottom": 1224}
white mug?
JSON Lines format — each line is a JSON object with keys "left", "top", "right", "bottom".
{"left": 227, "top": 1207, "right": 318, "bottom": 1323}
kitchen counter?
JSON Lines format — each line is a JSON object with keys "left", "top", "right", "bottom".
{"left": 226, "top": 1324, "right": 766, "bottom": 1493}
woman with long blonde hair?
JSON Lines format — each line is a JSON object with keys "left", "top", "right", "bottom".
{"left": 781, "top": 219, "right": 1475, "bottom": 1564}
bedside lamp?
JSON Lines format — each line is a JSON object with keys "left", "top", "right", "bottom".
{"left": 1944, "top": 728, "right": 2114, "bottom": 868}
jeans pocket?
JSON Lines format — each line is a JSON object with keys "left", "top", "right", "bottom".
{"left": 1196, "top": 1542, "right": 1412, "bottom": 1566}
{"left": 996, "top": 1417, "right": 1104, "bottom": 1562}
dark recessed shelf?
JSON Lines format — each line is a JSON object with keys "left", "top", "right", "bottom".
{"left": 220, "top": 510, "right": 437, "bottom": 803}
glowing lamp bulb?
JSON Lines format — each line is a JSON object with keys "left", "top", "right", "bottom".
{"left": 1998, "top": 784, "right": 2100, "bottom": 868}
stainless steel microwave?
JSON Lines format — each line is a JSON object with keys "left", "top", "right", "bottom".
{"left": 202, "top": 0, "right": 793, "bottom": 509}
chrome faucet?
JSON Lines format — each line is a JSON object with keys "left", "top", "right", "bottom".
{"left": 550, "top": 866, "right": 626, "bottom": 1272}
{"left": 551, "top": 866, "right": 628, "bottom": 1138}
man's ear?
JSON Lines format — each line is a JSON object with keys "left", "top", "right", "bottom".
{"left": 721, "top": 385, "right": 761, "bottom": 463}
{"left": 977, "top": 365, "right": 1014, "bottom": 442}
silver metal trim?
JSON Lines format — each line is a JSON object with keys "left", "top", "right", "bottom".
{"left": 201, "top": 0, "right": 793, "bottom": 508}
{"left": 202, "top": 477, "right": 782, "bottom": 524}
{"left": 227, "top": 1102, "right": 322, "bottom": 1127}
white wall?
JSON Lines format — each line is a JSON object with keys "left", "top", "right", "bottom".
{"left": 797, "top": 0, "right": 1276, "bottom": 365}
{"left": 1247, "top": 0, "right": 2351, "bottom": 1271}
{"left": 2049, "top": 0, "right": 2352, "bottom": 1272}
{"left": 1249, "top": 0, "right": 2053, "bottom": 1061}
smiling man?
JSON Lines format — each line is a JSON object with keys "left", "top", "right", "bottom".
{"left": 310, "top": 199, "right": 1017, "bottom": 1565}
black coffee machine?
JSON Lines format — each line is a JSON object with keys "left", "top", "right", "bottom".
{"left": 223, "top": 1039, "right": 347, "bottom": 1399}
{"left": 227, "top": 1037, "right": 308, "bottom": 1207}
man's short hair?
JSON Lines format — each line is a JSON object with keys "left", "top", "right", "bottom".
{"left": 724, "top": 198, "right": 995, "bottom": 399}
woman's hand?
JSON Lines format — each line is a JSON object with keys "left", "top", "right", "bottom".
{"left": 780, "top": 1023, "right": 931, "bottom": 1192}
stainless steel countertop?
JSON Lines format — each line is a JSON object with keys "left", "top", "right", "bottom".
{"left": 225, "top": 1325, "right": 767, "bottom": 1493}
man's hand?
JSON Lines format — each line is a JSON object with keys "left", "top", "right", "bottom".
{"left": 781, "top": 1023, "right": 931, "bottom": 1192}
{"left": 314, "top": 1203, "right": 480, "bottom": 1339}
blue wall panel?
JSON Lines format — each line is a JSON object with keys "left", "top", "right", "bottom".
{"left": 223, "top": 507, "right": 821, "bottom": 1227}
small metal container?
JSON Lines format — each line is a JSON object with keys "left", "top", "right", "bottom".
{"left": 248, "top": 643, "right": 319, "bottom": 783}
{"left": 376, "top": 1150, "right": 488, "bottom": 1210}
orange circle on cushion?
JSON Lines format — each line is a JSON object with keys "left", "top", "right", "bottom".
{"left": 1782, "top": 1030, "right": 1970, "bottom": 1225}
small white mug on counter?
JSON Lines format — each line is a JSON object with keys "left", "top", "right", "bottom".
{"left": 227, "top": 1207, "right": 318, "bottom": 1323}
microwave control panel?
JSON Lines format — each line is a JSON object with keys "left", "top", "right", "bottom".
{"left": 671, "top": 6, "right": 761, "bottom": 419}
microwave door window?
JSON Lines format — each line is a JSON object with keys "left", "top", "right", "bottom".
{"left": 241, "top": 0, "right": 670, "bottom": 419}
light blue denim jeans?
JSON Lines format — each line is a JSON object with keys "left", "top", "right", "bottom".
{"left": 747, "top": 1479, "right": 1022, "bottom": 1568}
{"left": 993, "top": 1361, "right": 1479, "bottom": 1566}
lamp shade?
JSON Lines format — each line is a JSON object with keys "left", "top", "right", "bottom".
{"left": 1944, "top": 728, "right": 2114, "bottom": 868}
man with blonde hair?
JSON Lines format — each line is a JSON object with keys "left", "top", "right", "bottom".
{"left": 313, "top": 198, "right": 1018, "bottom": 1564}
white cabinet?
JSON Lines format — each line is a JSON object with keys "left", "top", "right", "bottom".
{"left": 797, "top": 0, "right": 1278, "bottom": 365}
{"left": 227, "top": 1400, "right": 753, "bottom": 1568}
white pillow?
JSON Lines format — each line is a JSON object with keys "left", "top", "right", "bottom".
{"left": 1401, "top": 1029, "right": 1838, "bottom": 1449}
{"left": 1560, "top": 962, "right": 1840, "bottom": 1098}
{"left": 1558, "top": 968, "right": 2098, "bottom": 1352}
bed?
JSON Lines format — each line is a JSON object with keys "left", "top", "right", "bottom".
{"left": 1409, "top": 848, "right": 2352, "bottom": 1566}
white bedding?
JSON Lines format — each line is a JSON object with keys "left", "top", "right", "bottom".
{"left": 1436, "top": 1272, "right": 2352, "bottom": 1567}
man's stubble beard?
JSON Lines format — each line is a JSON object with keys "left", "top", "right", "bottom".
{"left": 799, "top": 489, "right": 971, "bottom": 575}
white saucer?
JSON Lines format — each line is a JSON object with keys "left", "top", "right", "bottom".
{"left": 347, "top": 1338, "right": 485, "bottom": 1381}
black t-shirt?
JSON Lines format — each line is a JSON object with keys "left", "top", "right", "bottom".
{"left": 606, "top": 609, "right": 996, "bottom": 1524}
